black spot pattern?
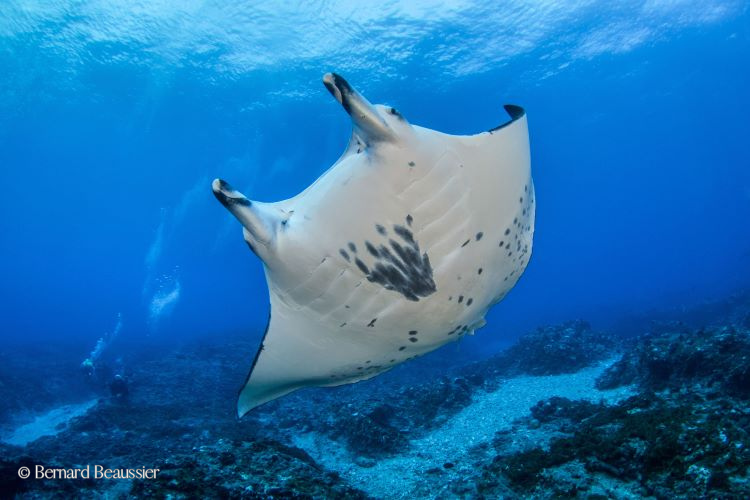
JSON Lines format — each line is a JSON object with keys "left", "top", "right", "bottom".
{"left": 355, "top": 258, "right": 369, "bottom": 274}
{"left": 367, "top": 318, "right": 377, "bottom": 327}
{"left": 406, "top": 214, "right": 413, "bottom": 227}
{"left": 496, "top": 183, "right": 534, "bottom": 268}
{"left": 393, "top": 225, "right": 414, "bottom": 244}
{"left": 447, "top": 324, "right": 467, "bottom": 336}
{"left": 408, "top": 161, "right": 415, "bottom": 167}
{"left": 353, "top": 218, "right": 436, "bottom": 301}
{"left": 376, "top": 224, "right": 387, "bottom": 236}
{"left": 365, "top": 241, "right": 379, "bottom": 257}
{"left": 408, "top": 330, "right": 418, "bottom": 335}
{"left": 466, "top": 298, "right": 473, "bottom": 306}
{"left": 476, "top": 232, "right": 483, "bottom": 241}
{"left": 409, "top": 337, "right": 418, "bottom": 343}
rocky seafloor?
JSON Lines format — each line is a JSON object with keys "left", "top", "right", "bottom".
{"left": 2, "top": 292, "right": 750, "bottom": 498}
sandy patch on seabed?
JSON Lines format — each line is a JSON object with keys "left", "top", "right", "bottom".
{"left": 293, "top": 360, "right": 635, "bottom": 499}
{"left": 2, "top": 399, "right": 98, "bottom": 447}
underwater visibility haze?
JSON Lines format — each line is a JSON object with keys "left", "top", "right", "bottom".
{"left": 1, "top": 1, "right": 750, "bottom": 498}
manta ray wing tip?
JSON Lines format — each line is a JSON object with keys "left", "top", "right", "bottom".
{"left": 503, "top": 104, "right": 526, "bottom": 120}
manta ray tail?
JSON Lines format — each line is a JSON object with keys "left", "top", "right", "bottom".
{"left": 212, "top": 179, "right": 279, "bottom": 258}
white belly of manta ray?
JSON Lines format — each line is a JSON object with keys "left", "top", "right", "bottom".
{"left": 212, "top": 73, "right": 535, "bottom": 417}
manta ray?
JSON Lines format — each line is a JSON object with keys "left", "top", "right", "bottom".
{"left": 213, "top": 73, "right": 535, "bottom": 417}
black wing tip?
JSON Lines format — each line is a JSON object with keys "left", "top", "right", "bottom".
{"left": 488, "top": 104, "right": 526, "bottom": 133}
{"left": 503, "top": 104, "right": 526, "bottom": 120}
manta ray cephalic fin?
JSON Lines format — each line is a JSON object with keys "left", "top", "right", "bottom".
{"left": 323, "top": 72, "right": 396, "bottom": 145}
{"left": 212, "top": 179, "right": 282, "bottom": 260}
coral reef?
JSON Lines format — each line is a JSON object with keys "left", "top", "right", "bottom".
{"left": 322, "top": 376, "right": 475, "bottom": 457}
{"left": 479, "top": 390, "right": 750, "bottom": 498}
{"left": 459, "top": 319, "right": 619, "bottom": 385}
{"left": 1, "top": 337, "right": 369, "bottom": 498}
{"left": 497, "top": 319, "right": 620, "bottom": 376}
{"left": 476, "top": 316, "right": 750, "bottom": 499}
{"left": 4, "top": 294, "right": 750, "bottom": 498}
{"left": 132, "top": 439, "right": 368, "bottom": 499}
{"left": 596, "top": 324, "right": 750, "bottom": 398}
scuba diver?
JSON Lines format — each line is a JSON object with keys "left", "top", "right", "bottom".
{"left": 81, "top": 313, "right": 129, "bottom": 400}
{"left": 109, "top": 374, "right": 129, "bottom": 399}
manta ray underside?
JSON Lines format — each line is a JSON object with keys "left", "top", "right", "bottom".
{"left": 213, "top": 73, "right": 535, "bottom": 417}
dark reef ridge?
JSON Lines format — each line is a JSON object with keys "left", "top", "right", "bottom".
{"left": 596, "top": 323, "right": 750, "bottom": 398}
{"left": 462, "top": 319, "right": 620, "bottom": 380}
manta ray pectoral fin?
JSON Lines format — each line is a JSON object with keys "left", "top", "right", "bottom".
{"left": 323, "top": 72, "right": 396, "bottom": 144}
{"left": 212, "top": 178, "right": 279, "bottom": 256}
{"left": 236, "top": 297, "right": 374, "bottom": 417}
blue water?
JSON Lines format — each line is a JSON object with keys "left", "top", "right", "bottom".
{"left": 1, "top": 2, "right": 748, "bottom": 361}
